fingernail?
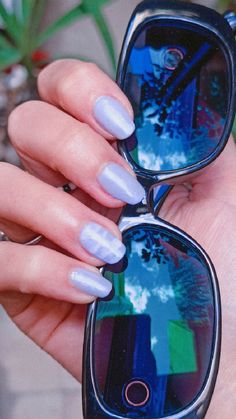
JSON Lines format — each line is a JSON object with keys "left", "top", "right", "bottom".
{"left": 79, "top": 222, "right": 126, "bottom": 264}
{"left": 98, "top": 162, "right": 145, "bottom": 204}
{"left": 93, "top": 96, "right": 135, "bottom": 140}
{"left": 69, "top": 268, "right": 112, "bottom": 298}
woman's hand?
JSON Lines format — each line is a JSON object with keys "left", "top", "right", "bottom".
{"left": 159, "top": 136, "right": 236, "bottom": 418}
{"left": 0, "top": 59, "right": 144, "bottom": 380}
{"left": 0, "top": 59, "right": 235, "bottom": 418}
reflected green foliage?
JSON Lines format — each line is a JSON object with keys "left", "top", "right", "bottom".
{"left": 99, "top": 226, "right": 214, "bottom": 324}
{"left": 0, "top": 0, "right": 116, "bottom": 74}
{"left": 94, "top": 225, "right": 215, "bottom": 415}
{"left": 187, "top": 0, "right": 236, "bottom": 138}
{"left": 128, "top": 229, "right": 213, "bottom": 323}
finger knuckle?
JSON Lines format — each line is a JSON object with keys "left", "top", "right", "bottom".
{"left": 8, "top": 101, "right": 39, "bottom": 150}
{"left": 19, "top": 246, "right": 46, "bottom": 294}
{"left": 53, "top": 122, "right": 89, "bottom": 168}
{"left": 56, "top": 61, "right": 99, "bottom": 107}
{"left": 37, "top": 59, "right": 68, "bottom": 96}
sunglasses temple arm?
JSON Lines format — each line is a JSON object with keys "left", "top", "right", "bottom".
{"left": 224, "top": 11, "right": 236, "bottom": 34}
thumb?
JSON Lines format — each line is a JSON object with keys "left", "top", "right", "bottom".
{"left": 158, "top": 135, "right": 236, "bottom": 246}
{"left": 190, "top": 135, "right": 236, "bottom": 205}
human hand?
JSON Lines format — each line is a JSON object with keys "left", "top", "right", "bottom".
{"left": 1, "top": 59, "right": 235, "bottom": 418}
{"left": 159, "top": 136, "right": 236, "bottom": 418}
{"left": 0, "top": 59, "right": 144, "bottom": 381}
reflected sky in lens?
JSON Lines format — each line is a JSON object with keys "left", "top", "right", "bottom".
{"left": 123, "top": 26, "right": 228, "bottom": 171}
{"left": 94, "top": 226, "right": 215, "bottom": 416}
{"left": 111, "top": 234, "right": 211, "bottom": 375}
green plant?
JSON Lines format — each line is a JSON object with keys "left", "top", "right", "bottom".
{"left": 217, "top": 0, "right": 236, "bottom": 11}
{"left": 1, "top": 0, "right": 235, "bottom": 139}
{"left": 0, "top": 0, "right": 116, "bottom": 75}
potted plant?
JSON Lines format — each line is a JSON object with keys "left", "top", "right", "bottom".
{"left": 0, "top": 0, "right": 116, "bottom": 163}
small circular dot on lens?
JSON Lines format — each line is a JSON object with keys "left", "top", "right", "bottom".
{"left": 163, "top": 48, "right": 184, "bottom": 70}
{"left": 124, "top": 380, "right": 150, "bottom": 407}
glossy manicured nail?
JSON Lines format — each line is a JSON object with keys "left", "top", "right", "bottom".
{"left": 79, "top": 222, "right": 126, "bottom": 264}
{"left": 93, "top": 96, "right": 135, "bottom": 139}
{"left": 69, "top": 268, "right": 112, "bottom": 298}
{"left": 98, "top": 162, "right": 145, "bottom": 204}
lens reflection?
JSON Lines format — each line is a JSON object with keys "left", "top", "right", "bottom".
{"left": 94, "top": 225, "right": 215, "bottom": 417}
{"left": 122, "top": 24, "right": 228, "bottom": 171}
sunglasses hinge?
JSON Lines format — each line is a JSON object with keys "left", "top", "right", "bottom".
{"left": 224, "top": 11, "right": 236, "bottom": 34}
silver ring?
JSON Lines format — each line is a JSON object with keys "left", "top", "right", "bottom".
{"left": 0, "top": 182, "right": 76, "bottom": 246}
{"left": 0, "top": 231, "right": 43, "bottom": 245}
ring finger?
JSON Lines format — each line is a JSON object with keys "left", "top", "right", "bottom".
{"left": 0, "top": 163, "right": 126, "bottom": 266}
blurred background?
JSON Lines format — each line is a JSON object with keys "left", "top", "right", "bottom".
{"left": 0, "top": 0, "right": 235, "bottom": 418}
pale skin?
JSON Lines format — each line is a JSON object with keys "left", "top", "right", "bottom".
{"left": 0, "top": 59, "right": 235, "bottom": 417}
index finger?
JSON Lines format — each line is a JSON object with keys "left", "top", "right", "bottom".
{"left": 37, "top": 59, "right": 135, "bottom": 141}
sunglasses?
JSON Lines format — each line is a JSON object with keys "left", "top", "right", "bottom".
{"left": 83, "top": 1, "right": 236, "bottom": 418}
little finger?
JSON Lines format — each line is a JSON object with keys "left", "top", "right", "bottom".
{"left": 0, "top": 242, "right": 112, "bottom": 302}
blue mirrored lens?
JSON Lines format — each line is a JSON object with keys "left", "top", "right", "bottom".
{"left": 122, "top": 23, "right": 229, "bottom": 171}
{"left": 94, "top": 225, "right": 215, "bottom": 417}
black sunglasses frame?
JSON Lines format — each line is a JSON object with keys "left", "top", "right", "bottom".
{"left": 117, "top": 0, "right": 236, "bottom": 199}
{"left": 83, "top": 216, "right": 221, "bottom": 419}
{"left": 83, "top": 1, "right": 236, "bottom": 418}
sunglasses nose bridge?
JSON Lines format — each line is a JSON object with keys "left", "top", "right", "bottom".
{"left": 136, "top": 175, "right": 160, "bottom": 214}
{"left": 147, "top": 183, "right": 173, "bottom": 217}
{"left": 136, "top": 175, "right": 172, "bottom": 216}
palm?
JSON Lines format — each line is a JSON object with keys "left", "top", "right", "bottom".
{"left": 160, "top": 138, "right": 236, "bottom": 279}
{"left": 1, "top": 292, "right": 85, "bottom": 381}
{"left": 159, "top": 138, "right": 236, "bottom": 417}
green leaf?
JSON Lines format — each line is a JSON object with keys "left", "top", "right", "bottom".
{"left": 15, "top": 0, "right": 47, "bottom": 59}
{"left": 82, "top": 0, "right": 113, "bottom": 7}
{"left": 34, "top": 5, "right": 85, "bottom": 49}
{"left": 81, "top": 1, "right": 116, "bottom": 73}
{"left": 0, "top": 3, "right": 22, "bottom": 44}
{"left": 0, "top": 47, "right": 22, "bottom": 71}
{"left": 0, "top": 33, "right": 13, "bottom": 49}
{"left": 12, "top": 0, "right": 23, "bottom": 21}
{"left": 92, "top": 8, "right": 116, "bottom": 73}
{"left": 21, "top": 0, "right": 37, "bottom": 24}
{"left": 28, "top": 0, "right": 47, "bottom": 40}
{"left": 0, "top": 33, "right": 23, "bottom": 68}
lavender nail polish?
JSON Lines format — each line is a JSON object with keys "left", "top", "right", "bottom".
{"left": 69, "top": 268, "right": 112, "bottom": 298}
{"left": 93, "top": 96, "right": 135, "bottom": 140}
{"left": 79, "top": 222, "right": 126, "bottom": 264}
{"left": 98, "top": 163, "right": 145, "bottom": 204}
